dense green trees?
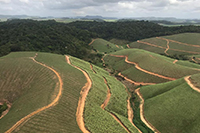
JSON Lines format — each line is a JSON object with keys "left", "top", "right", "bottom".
{"left": 1, "top": 19, "right": 200, "bottom": 58}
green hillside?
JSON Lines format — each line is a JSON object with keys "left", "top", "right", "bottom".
{"left": 140, "top": 74, "right": 200, "bottom": 133}
{"left": 129, "top": 33, "right": 200, "bottom": 57}
{"left": 70, "top": 56, "right": 140, "bottom": 133}
{"left": 104, "top": 49, "right": 200, "bottom": 84}
{"left": 0, "top": 52, "right": 86, "bottom": 132}
{"left": 90, "top": 38, "right": 123, "bottom": 54}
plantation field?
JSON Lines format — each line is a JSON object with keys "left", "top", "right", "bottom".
{"left": 90, "top": 38, "right": 123, "bottom": 53}
{"left": 129, "top": 33, "right": 200, "bottom": 56}
{"left": 0, "top": 52, "right": 58, "bottom": 132}
{"left": 0, "top": 52, "right": 87, "bottom": 132}
{"left": 70, "top": 56, "right": 140, "bottom": 133}
{"left": 140, "top": 74, "right": 200, "bottom": 133}
{"left": 104, "top": 49, "right": 200, "bottom": 84}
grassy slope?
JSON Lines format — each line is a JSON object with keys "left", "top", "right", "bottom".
{"left": 91, "top": 38, "right": 123, "bottom": 53}
{"left": 164, "top": 33, "right": 200, "bottom": 46}
{"left": 70, "top": 56, "right": 139, "bottom": 133}
{"left": 111, "top": 49, "right": 200, "bottom": 79}
{"left": 8, "top": 52, "right": 86, "bottom": 132}
{"left": 129, "top": 33, "right": 200, "bottom": 55}
{"left": 140, "top": 75, "right": 200, "bottom": 133}
{"left": 0, "top": 52, "right": 57, "bottom": 132}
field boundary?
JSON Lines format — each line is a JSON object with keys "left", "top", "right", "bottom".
{"left": 118, "top": 73, "right": 155, "bottom": 86}
{"left": 110, "top": 54, "right": 176, "bottom": 81}
{"left": 6, "top": 53, "right": 63, "bottom": 133}
{"left": 66, "top": 55, "right": 91, "bottom": 133}
{"left": 135, "top": 88, "right": 160, "bottom": 133}
{"left": 185, "top": 76, "right": 200, "bottom": 93}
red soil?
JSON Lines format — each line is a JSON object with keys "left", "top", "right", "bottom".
{"left": 135, "top": 88, "right": 160, "bottom": 133}
{"left": 66, "top": 55, "right": 91, "bottom": 133}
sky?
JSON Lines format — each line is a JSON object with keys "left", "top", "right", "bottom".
{"left": 0, "top": 0, "right": 200, "bottom": 19}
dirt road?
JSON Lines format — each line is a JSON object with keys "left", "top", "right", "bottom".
{"left": 125, "top": 87, "right": 142, "bottom": 133}
{"left": 6, "top": 53, "right": 63, "bottom": 133}
{"left": 100, "top": 77, "right": 111, "bottom": 110}
{"left": 118, "top": 73, "right": 155, "bottom": 86}
{"left": 184, "top": 76, "right": 200, "bottom": 93}
{"left": 127, "top": 44, "right": 131, "bottom": 48}
{"left": 110, "top": 54, "right": 176, "bottom": 81}
{"left": 135, "top": 88, "right": 160, "bottom": 133}
{"left": 88, "top": 39, "right": 97, "bottom": 46}
{"left": 137, "top": 40, "right": 200, "bottom": 55}
{"left": 66, "top": 55, "right": 91, "bottom": 133}
{"left": 173, "top": 60, "right": 178, "bottom": 64}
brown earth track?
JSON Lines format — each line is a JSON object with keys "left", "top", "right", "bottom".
{"left": 127, "top": 44, "right": 131, "bottom": 48}
{"left": 158, "top": 37, "right": 200, "bottom": 48}
{"left": 110, "top": 54, "right": 176, "bottom": 81}
{"left": 135, "top": 88, "right": 160, "bottom": 133}
{"left": 156, "top": 37, "right": 170, "bottom": 55}
{"left": 90, "top": 64, "right": 97, "bottom": 74}
{"left": 88, "top": 39, "right": 97, "bottom": 46}
{"left": 101, "top": 54, "right": 107, "bottom": 67}
{"left": 125, "top": 86, "right": 142, "bottom": 133}
{"left": 137, "top": 40, "right": 200, "bottom": 54}
{"left": 0, "top": 100, "right": 11, "bottom": 120}
{"left": 118, "top": 73, "right": 155, "bottom": 86}
{"left": 89, "top": 63, "right": 130, "bottom": 132}
{"left": 184, "top": 76, "right": 200, "bottom": 93}
{"left": 100, "top": 77, "right": 111, "bottom": 110}
{"left": 65, "top": 55, "right": 91, "bottom": 133}
{"left": 116, "top": 45, "right": 119, "bottom": 48}
{"left": 192, "top": 58, "right": 198, "bottom": 64}
{"left": 173, "top": 60, "right": 178, "bottom": 64}
{"left": 6, "top": 53, "right": 63, "bottom": 133}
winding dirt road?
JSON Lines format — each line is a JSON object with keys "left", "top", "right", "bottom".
{"left": 156, "top": 37, "right": 170, "bottom": 55}
{"left": 125, "top": 86, "right": 142, "bottom": 133}
{"left": 110, "top": 54, "right": 176, "bottom": 81}
{"left": 173, "top": 60, "right": 178, "bottom": 64}
{"left": 66, "top": 55, "right": 91, "bottom": 133}
{"left": 88, "top": 39, "right": 97, "bottom": 46}
{"left": 116, "top": 45, "right": 119, "bottom": 48}
{"left": 100, "top": 77, "right": 111, "bottom": 110}
{"left": 6, "top": 53, "right": 63, "bottom": 133}
{"left": 118, "top": 73, "right": 155, "bottom": 86}
{"left": 137, "top": 40, "right": 200, "bottom": 54}
{"left": 184, "top": 76, "right": 200, "bottom": 93}
{"left": 158, "top": 37, "right": 200, "bottom": 48}
{"left": 135, "top": 88, "right": 160, "bottom": 133}
{"left": 127, "top": 44, "right": 131, "bottom": 48}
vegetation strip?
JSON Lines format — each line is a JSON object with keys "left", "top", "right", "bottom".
{"left": 118, "top": 73, "right": 155, "bottom": 86}
{"left": 135, "top": 88, "right": 160, "bottom": 133}
{"left": 90, "top": 64, "right": 131, "bottom": 132}
{"left": 6, "top": 53, "right": 63, "bottom": 133}
{"left": 66, "top": 55, "right": 91, "bottom": 133}
{"left": 110, "top": 54, "right": 176, "bottom": 81}
{"left": 185, "top": 76, "right": 200, "bottom": 93}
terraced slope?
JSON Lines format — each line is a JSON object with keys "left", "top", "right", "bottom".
{"left": 90, "top": 38, "right": 123, "bottom": 53}
{"left": 129, "top": 33, "right": 200, "bottom": 56}
{"left": 104, "top": 49, "right": 200, "bottom": 84}
{"left": 139, "top": 73, "right": 200, "bottom": 133}
{"left": 0, "top": 52, "right": 86, "bottom": 133}
{"left": 70, "top": 56, "right": 140, "bottom": 133}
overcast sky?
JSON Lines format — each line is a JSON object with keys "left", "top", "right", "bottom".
{"left": 0, "top": 0, "right": 200, "bottom": 18}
